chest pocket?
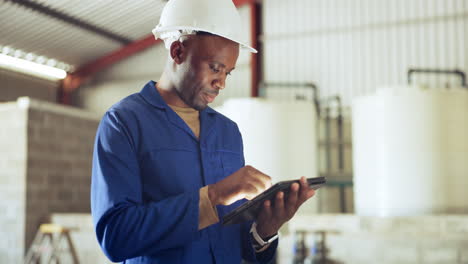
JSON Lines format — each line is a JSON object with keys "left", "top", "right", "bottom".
{"left": 220, "top": 151, "right": 243, "bottom": 177}
{"left": 140, "top": 148, "right": 202, "bottom": 200}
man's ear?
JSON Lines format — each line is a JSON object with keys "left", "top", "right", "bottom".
{"left": 170, "top": 40, "right": 186, "bottom": 64}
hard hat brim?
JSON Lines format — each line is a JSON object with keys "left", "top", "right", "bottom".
{"left": 153, "top": 26, "right": 258, "bottom": 54}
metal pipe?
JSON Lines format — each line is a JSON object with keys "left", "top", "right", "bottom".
{"left": 324, "top": 107, "right": 332, "bottom": 173}
{"left": 259, "top": 82, "right": 321, "bottom": 117}
{"left": 320, "top": 96, "right": 344, "bottom": 171}
{"left": 407, "top": 68, "right": 467, "bottom": 88}
{"left": 319, "top": 95, "right": 349, "bottom": 213}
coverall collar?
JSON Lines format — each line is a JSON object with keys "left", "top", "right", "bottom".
{"left": 140, "top": 81, "right": 218, "bottom": 141}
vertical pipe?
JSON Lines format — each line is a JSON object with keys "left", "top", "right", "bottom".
{"left": 443, "top": 0, "right": 448, "bottom": 69}
{"left": 455, "top": 0, "right": 462, "bottom": 71}
{"left": 325, "top": 107, "right": 331, "bottom": 173}
{"left": 463, "top": 0, "right": 467, "bottom": 73}
{"left": 337, "top": 98, "right": 344, "bottom": 171}
{"left": 384, "top": 1, "right": 392, "bottom": 86}
{"left": 418, "top": 0, "right": 425, "bottom": 83}
{"left": 356, "top": 0, "right": 363, "bottom": 97}
{"left": 339, "top": 185, "right": 347, "bottom": 213}
{"left": 250, "top": 2, "right": 260, "bottom": 97}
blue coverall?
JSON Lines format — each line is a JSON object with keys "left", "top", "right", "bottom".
{"left": 91, "top": 81, "right": 278, "bottom": 263}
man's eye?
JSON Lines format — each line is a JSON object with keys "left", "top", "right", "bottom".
{"left": 210, "top": 66, "right": 220, "bottom": 73}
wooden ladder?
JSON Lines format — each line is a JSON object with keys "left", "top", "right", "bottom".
{"left": 24, "top": 224, "right": 80, "bottom": 264}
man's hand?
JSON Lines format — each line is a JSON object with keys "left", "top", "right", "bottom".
{"left": 208, "top": 165, "right": 272, "bottom": 206}
{"left": 255, "top": 176, "right": 316, "bottom": 238}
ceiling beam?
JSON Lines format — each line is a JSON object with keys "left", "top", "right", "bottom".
{"left": 5, "top": 0, "right": 132, "bottom": 45}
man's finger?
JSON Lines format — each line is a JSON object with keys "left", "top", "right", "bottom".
{"left": 254, "top": 170, "right": 272, "bottom": 189}
{"left": 298, "top": 176, "right": 310, "bottom": 204}
{"left": 246, "top": 167, "right": 272, "bottom": 191}
{"left": 262, "top": 199, "right": 273, "bottom": 219}
{"left": 307, "top": 189, "right": 315, "bottom": 199}
{"left": 244, "top": 183, "right": 263, "bottom": 200}
{"left": 286, "top": 183, "right": 299, "bottom": 216}
{"left": 274, "top": 191, "right": 285, "bottom": 218}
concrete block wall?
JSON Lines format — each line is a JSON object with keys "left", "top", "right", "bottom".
{"left": 0, "top": 102, "right": 28, "bottom": 263}
{"left": 282, "top": 214, "right": 468, "bottom": 264}
{"left": 25, "top": 98, "right": 99, "bottom": 252}
{"left": 0, "top": 97, "right": 99, "bottom": 262}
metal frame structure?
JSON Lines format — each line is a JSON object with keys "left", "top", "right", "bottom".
{"left": 407, "top": 68, "right": 467, "bottom": 88}
{"left": 259, "top": 82, "right": 353, "bottom": 213}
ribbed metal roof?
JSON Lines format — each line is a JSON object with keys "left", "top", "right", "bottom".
{"left": 1, "top": 0, "right": 167, "bottom": 68}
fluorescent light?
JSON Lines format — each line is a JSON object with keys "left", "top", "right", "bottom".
{"left": 0, "top": 53, "right": 67, "bottom": 80}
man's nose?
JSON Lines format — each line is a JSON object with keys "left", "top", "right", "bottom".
{"left": 213, "top": 78, "right": 225, "bottom": 90}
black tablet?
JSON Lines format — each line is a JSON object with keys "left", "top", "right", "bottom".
{"left": 222, "top": 177, "right": 326, "bottom": 226}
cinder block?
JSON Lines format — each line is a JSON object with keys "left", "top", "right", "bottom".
{"left": 379, "top": 239, "right": 420, "bottom": 264}
{"left": 421, "top": 246, "right": 458, "bottom": 264}
{"left": 393, "top": 217, "right": 443, "bottom": 237}
{"left": 459, "top": 244, "right": 468, "bottom": 263}
{"left": 326, "top": 234, "right": 353, "bottom": 261}
{"left": 443, "top": 217, "right": 468, "bottom": 237}
{"left": 347, "top": 237, "right": 385, "bottom": 263}
{"left": 360, "top": 216, "right": 395, "bottom": 234}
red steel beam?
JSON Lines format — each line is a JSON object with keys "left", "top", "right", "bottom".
{"left": 60, "top": 35, "right": 161, "bottom": 104}
{"left": 74, "top": 36, "right": 161, "bottom": 78}
{"left": 61, "top": 0, "right": 259, "bottom": 104}
{"left": 249, "top": 2, "right": 261, "bottom": 97}
{"left": 233, "top": 0, "right": 256, "bottom": 6}
{"left": 62, "top": 35, "right": 161, "bottom": 92}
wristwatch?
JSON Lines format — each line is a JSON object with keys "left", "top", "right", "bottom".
{"left": 249, "top": 222, "right": 278, "bottom": 249}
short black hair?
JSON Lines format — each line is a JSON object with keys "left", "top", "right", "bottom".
{"left": 196, "top": 31, "right": 215, "bottom": 37}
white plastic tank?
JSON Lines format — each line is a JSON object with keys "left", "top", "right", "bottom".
{"left": 352, "top": 86, "right": 468, "bottom": 216}
{"left": 216, "top": 98, "right": 319, "bottom": 213}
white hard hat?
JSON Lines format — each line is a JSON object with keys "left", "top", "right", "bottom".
{"left": 152, "top": 0, "right": 257, "bottom": 53}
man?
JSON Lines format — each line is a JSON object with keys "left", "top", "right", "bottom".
{"left": 91, "top": 0, "right": 316, "bottom": 263}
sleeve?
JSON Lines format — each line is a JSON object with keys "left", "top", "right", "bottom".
{"left": 198, "top": 186, "right": 219, "bottom": 229}
{"left": 91, "top": 111, "right": 201, "bottom": 262}
{"left": 234, "top": 124, "right": 278, "bottom": 263}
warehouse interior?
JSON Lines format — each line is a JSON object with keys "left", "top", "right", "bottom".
{"left": 1, "top": 0, "right": 468, "bottom": 263}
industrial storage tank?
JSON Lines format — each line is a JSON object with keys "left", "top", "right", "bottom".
{"left": 216, "top": 98, "right": 319, "bottom": 213}
{"left": 352, "top": 85, "right": 468, "bottom": 216}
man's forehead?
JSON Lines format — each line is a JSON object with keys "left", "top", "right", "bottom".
{"left": 190, "top": 35, "right": 239, "bottom": 66}
{"left": 192, "top": 35, "right": 239, "bottom": 52}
